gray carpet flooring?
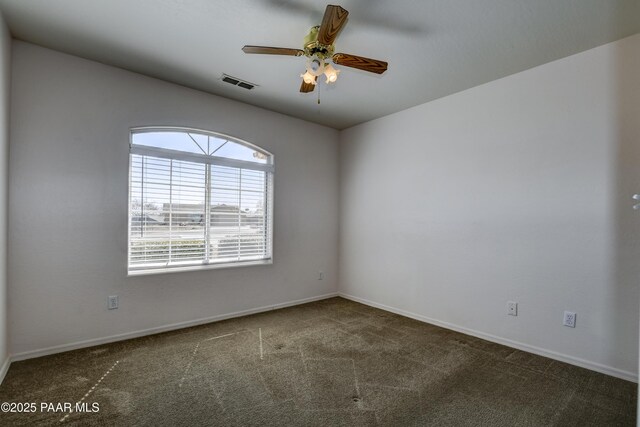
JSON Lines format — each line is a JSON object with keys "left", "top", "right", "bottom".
{"left": 0, "top": 297, "right": 636, "bottom": 426}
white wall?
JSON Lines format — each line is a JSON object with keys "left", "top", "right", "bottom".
{"left": 0, "top": 12, "right": 9, "bottom": 378}
{"left": 8, "top": 41, "right": 339, "bottom": 356}
{"left": 339, "top": 34, "right": 640, "bottom": 379}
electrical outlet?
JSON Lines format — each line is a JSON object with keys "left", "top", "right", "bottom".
{"left": 318, "top": 271, "right": 324, "bottom": 280}
{"left": 507, "top": 301, "right": 518, "bottom": 316}
{"left": 108, "top": 295, "right": 119, "bottom": 310}
{"left": 563, "top": 311, "right": 576, "bottom": 328}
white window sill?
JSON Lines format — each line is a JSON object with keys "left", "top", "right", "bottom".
{"left": 127, "top": 259, "right": 273, "bottom": 277}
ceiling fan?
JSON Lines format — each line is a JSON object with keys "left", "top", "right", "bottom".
{"left": 242, "top": 4, "right": 388, "bottom": 94}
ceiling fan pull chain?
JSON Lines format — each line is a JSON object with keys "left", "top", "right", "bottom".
{"left": 317, "top": 84, "right": 321, "bottom": 104}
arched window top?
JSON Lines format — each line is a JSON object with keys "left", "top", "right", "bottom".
{"left": 130, "top": 127, "right": 273, "bottom": 169}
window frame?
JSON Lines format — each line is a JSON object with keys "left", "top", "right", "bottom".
{"left": 127, "top": 126, "right": 274, "bottom": 276}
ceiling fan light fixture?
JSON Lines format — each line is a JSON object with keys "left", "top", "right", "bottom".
{"left": 301, "top": 70, "right": 316, "bottom": 85}
{"left": 323, "top": 63, "right": 340, "bottom": 84}
{"left": 306, "top": 56, "right": 325, "bottom": 77}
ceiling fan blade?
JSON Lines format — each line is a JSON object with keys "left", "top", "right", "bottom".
{"left": 332, "top": 53, "right": 388, "bottom": 74}
{"left": 317, "top": 5, "right": 349, "bottom": 45}
{"left": 242, "top": 45, "right": 304, "bottom": 56}
{"left": 300, "top": 76, "right": 317, "bottom": 93}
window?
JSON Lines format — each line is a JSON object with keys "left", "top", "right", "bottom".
{"left": 128, "top": 127, "right": 274, "bottom": 274}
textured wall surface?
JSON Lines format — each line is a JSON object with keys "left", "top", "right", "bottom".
{"left": 340, "top": 34, "right": 640, "bottom": 377}
{"left": 0, "top": 11, "right": 9, "bottom": 377}
{"left": 8, "top": 41, "right": 339, "bottom": 356}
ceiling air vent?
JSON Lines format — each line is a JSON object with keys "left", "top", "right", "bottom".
{"left": 221, "top": 74, "right": 257, "bottom": 90}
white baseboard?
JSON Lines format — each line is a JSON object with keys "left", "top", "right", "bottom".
{"left": 0, "top": 355, "right": 10, "bottom": 384}
{"left": 9, "top": 291, "right": 636, "bottom": 383}
{"left": 11, "top": 292, "right": 339, "bottom": 362}
{"left": 339, "top": 292, "right": 638, "bottom": 383}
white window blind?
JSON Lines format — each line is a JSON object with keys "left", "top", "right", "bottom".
{"left": 128, "top": 128, "right": 273, "bottom": 274}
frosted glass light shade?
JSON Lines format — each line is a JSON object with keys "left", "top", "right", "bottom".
{"left": 323, "top": 63, "right": 340, "bottom": 83}
{"left": 301, "top": 71, "right": 316, "bottom": 84}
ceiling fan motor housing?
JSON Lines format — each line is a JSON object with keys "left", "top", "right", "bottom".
{"left": 303, "top": 26, "right": 334, "bottom": 60}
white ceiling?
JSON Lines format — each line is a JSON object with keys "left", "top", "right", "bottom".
{"left": 0, "top": 0, "right": 638, "bottom": 129}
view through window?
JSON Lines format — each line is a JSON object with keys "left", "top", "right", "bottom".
{"left": 128, "top": 128, "right": 273, "bottom": 274}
